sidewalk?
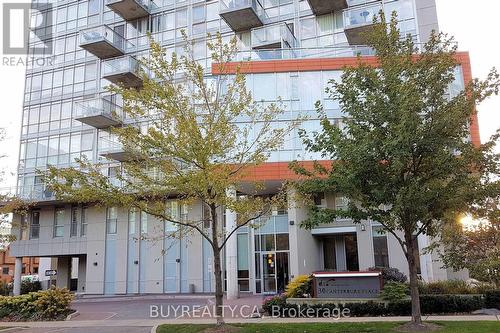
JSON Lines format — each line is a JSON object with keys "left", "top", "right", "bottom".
{"left": 74, "top": 293, "right": 214, "bottom": 303}
{"left": 0, "top": 314, "right": 498, "bottom": 329}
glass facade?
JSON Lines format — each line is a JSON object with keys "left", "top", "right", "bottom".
{"left": 372, "top": 226, "right": 389, "bottom": 268}
{"left": 18, "top": 0, "right": 428, "bottom": 199}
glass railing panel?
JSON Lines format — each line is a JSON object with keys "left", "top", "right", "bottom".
{"left": 102, "top": 56, "right": 141, "bottom": 77}
{"left": 232, "top": 46, "right": 375, "bottom": 62}
{"left": 344, "top": 2, "right": 382, "bottom": 28}
{"left": 74, "top": 97, "right": 123, "bottom": 120}
{"left": 220, "top": 0, "right": 267, "bottom": 19}
{"left": 79, "top": 25, "right": 134, "bottom": 53}
{"left": 251, "top": 23, "right": 297, "bottom": 49}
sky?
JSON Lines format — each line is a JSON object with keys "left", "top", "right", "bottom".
{"left": 0, "top": 0, "right": 499, "bottom": 189}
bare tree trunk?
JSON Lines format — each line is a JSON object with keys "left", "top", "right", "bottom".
{"left": 211, "top": 205, "right": 225, "bottom": 325}
{"left": 405, "top": 232, "right": 423, "bottom": 326}
{"left": 212, "top": 246, "right": 224, "bottom": 325}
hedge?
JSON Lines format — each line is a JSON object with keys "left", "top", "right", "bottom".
{"left": 264, "top": 294, "right": 487, "bottom": 317}
{"left": 484, "top": 290, "right": 500, "bottom": 309}
{"left": 0, "top": 287, "right": 74, "bottom": 321}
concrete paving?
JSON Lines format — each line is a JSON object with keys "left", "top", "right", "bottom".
{"left": 71, "top": 295, "right": 209, "bottom": 320}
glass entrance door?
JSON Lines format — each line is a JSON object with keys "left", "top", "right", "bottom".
{"left": 261, "top": 252, "right": 289, "bottom": 294}
{"left": 262, "top": 253, "right": 276, "bottom": 294}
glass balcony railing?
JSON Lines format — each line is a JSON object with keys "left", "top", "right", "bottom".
{"left": 99, "top": 137, "right": 140, "bottom": 162}
{"left": 74, "top": 98, "right": 123, "bottom": 129}
{"left": 0, "top": 185, "right": 55, "bottom": 202}
{"left": 79, "top": 25, "right": 134, "bottom": 59}
{"left": 343, "top": 2, "right": 382, "bottom": 45}
{"left": 219, "top": 0, "right": 266, "bottom": 32}
{"left": 106, "top": 0, "right": 154, "bottom": 21}
{"left": 102, "top": 56, "right": 144, "bottom": 88}
{"left": 230, "top": 45, "right": 374, "bottom": 62}
{"left": 251, "top": 23, "right": 297, "bottom": 50}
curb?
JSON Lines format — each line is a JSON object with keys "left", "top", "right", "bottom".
{"left": 151, "top": 324, "right": 159, "bottom": 333}
{"left": 65, "top": 311, "right": 79, "bottom": 321}
{"left": 0, "top": 328, "right": 26, "bottom": 332}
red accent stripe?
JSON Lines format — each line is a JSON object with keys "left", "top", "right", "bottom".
{"left": 218, "top": 52, "right": 481, "bottom": 180}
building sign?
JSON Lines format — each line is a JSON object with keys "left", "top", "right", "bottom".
{"left": 313, "top": 272, "right": 382, "bottom": 299}
{"left": 45, "top": 269, "right": 57, "bottom": 277}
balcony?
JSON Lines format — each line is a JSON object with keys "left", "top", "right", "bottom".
{"left": 74, "top": 98, "right": 123, "bottom": 129}
{"left": 0, "top": 185, "right": 56, "bottom": 204}
{"left": 102, "top": 56, "right": 143, "bottom": 88}
{"left": 251, "top": 23, "right": 297, "bottom": 50}
{"left": 307, "top": 0, "right": 348, "bottom": 16}
{"left": 231, "top": 46, "right": 374, "bottom": 62}
{"left": 79, "top": 25, "right": 131, "bottom": 59}
{"left": 220, "top": 0, "right": 266, "bottom": 32}
{"left": 106, "top": 0, "right": 152, "bottom": 21}
{"left": 343, "top": 2, "right": 381, "bottom": 45}
{"left": 99, "top": 137, "right": 140, "bottom": 162}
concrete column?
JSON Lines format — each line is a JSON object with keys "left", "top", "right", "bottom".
{"left": 335, "top": 236, "right": 347, "bottom": 271}
{"left": 356, "top": 222, "right": 375, "bottom": 270}
{"left": 13, "top": 257, "right": 22, "bottom": 296}
{"left": 56, "top": 257, "right": 71, "bottom": 289}
{"left": 225, "top": 188, "right": 238, "bottom": 300}
{"left": 77, "top": 255, "right": 87, "bottom": 293}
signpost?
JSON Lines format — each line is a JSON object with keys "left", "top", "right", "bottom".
{"left": 45, "top": 269, "right": 57, "bottom": 288}
{"left": 313, "top": 271, "right": 383, "bottom": 299}
{"left": 45, "top": 269, "right": 57, "bottom": 277}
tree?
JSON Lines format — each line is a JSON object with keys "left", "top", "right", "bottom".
{"left": 438, "top": 150, "right": 500, "bottom": 287}
{"left": 42, "top": 34, "right": 295, "bottom": 325}
{"left": 291, "top": 13, "right": 500, "bottom": 329}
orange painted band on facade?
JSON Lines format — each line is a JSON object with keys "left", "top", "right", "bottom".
{"left": 212, "top": 52, "right": 481, "bottom": 149}
{"left": 239, "top": 160, "right": 331, "bottom": 182}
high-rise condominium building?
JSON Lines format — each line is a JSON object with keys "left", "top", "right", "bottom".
{"left": 8, "top": 0, "right": 478, "bottom": 296}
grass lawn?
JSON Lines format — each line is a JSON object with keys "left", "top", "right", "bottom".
{"left": 156, "top": 322, "right": 500, "bottom": 333}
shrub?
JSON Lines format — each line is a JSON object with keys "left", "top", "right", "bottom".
{"left": 484, "top": 290, "right": 500, "bottom": 309}
{"left": 34, "top": 287, "right": 74, "bottom": 320}
{"left": 20, "top": 280, "right": 42, "bottom": 295}
{"left": 0, "top": 287, "right": 73, "bottom": 321}
{"left": 418, "top": 280, "right": 476, "bottom": 295}
{"left": 347, "top": 301, "right": 387, "bottom": 317}
{"left": 262, "top": 294, "right": 286, "bottom": 315}
{"left": 380, "top": 282, "right": 409, "bottom": 302}
{"left": 420, "top": 295, "right": 484, "bottom": 314}
{"left": 265, "top": 294, "right": 485, "bottom": 317}
{"left": 369, "top": 267, "right": 407, "bottom": 283}
{"left": 285, "top": 275, "right": 312, "bottom": 298}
